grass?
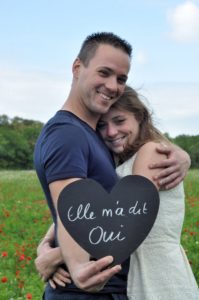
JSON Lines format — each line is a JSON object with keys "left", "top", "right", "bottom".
{"left": 0, "top": 169, "right": 198, "bottom": 299}
{"left": 182, "top": 169, "right": 199, "bottom": 282}
{"left": 0, "top": 171, "right": 51, "bottom": 299}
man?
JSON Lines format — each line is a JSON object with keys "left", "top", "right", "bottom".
{"left": 34, "top": 32, "right": 190, "bottom": 299}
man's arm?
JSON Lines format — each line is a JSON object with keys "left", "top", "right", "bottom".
{"left": 133, "top": 141, "right": 166, "bottom": 190}
{"left": 49, "top": 177, "right": 121, "bottom": 292}
{"left": 150, "top": 143, "right": 191, "bottom": 189}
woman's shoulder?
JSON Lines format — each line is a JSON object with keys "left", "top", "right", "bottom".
{"left": 139, "top": 141, "right": 162, "bottom": 151}
{"left": 133, "top": 141, "right": 167, "bottom": 188}
{"left": 137, "top": 141, "right": 166, "bottom": 159}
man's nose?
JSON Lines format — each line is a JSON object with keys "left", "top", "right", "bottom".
{"left": 105, "top": 76, "right": 118, "bottom": 93}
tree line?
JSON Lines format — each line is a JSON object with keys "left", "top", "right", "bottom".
{"left": 0, "top": 115, "right": 198, "bottom": 170}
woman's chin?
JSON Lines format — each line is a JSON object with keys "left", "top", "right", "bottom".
{"left": 112, "top": 147, "right": 124, "bottom": 155}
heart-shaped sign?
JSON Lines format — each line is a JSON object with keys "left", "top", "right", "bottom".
{"left": 58, "top": 175, "right": 159, "bottom": 265}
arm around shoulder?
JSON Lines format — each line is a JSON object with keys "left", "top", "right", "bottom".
{"left": 150, "top": 142, "right": 191, "bottom": 189}
{"left": 132, "top": 142, "right": 167, "bottom": 190}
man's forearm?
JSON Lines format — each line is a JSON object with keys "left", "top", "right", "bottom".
{"left": 50, "top": 179, "right": 121, "bottom": 292}
{"left": 57, "top": 216, "right": 90, "bottom": 273}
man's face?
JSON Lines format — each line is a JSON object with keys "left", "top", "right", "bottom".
{"left": 74, "top": 44, "right": 131, "bottom": 116}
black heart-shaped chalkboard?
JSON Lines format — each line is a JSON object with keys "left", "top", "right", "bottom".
{"left": 58, "top": 175, "right": 159, "bottom": 265}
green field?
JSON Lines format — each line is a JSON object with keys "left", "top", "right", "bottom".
{"left": 0, "top": 170, "right": 198, "bottom": 299}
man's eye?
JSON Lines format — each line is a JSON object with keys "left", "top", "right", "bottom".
{"left": 99, "top": 70, "right": 109, "bottom": 76}
{"left": 118, "top": 77, "right": 127, "bottom": 84}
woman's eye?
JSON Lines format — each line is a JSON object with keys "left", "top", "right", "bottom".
{"left": 97, "top": 123, "right": 106, "bottom": 130}
{"left": 115, "top": 119, "right": 125, "bottom": 124}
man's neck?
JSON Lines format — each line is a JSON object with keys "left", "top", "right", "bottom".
{"left": 62, "top": 99, "right": 100, "bottom": 131}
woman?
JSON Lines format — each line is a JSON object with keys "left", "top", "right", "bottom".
{"left": 35, "top": 86, "right": 198, "bottom": 299}
{"left": 97, "top": 85, "right": 199, "bottom": 299}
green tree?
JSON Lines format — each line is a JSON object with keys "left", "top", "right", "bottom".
{"left": 0, "top": 115, "right": 43, "bottom": 169}
{"left": 189, "top": 142, "right": 199, "bottom": 168}
{"left": 172, "top": 135, "right": 199, "bottom": 169}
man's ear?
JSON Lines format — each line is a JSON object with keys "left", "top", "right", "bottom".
{"left": 72, "top": 58, "right": 81, "bottom": 78}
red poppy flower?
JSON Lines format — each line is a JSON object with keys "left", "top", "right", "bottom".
{"left": 26, "top": 293, "right": 32, "bottom": 299}
{"left": 19, "top": 254, "right": 25, "bottom": 261}
{"left": 1, "top": 251, "right": 8, "bottom": 257}
{"left": 1, "top": 277, "right": 8, "bottom": 283}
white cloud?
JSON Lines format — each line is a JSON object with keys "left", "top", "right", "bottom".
{"left": 142, "top": 82, "right": 199, "bottom": 137}
{"left": 0, "top": 66, "right": 70, "bottom": 123}
{"left": 167, "top": 1, "right": 199, "bottom": 42}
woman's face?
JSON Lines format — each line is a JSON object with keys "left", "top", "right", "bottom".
{"left": 98, "top": 107, "right": 140, "bottom": 154}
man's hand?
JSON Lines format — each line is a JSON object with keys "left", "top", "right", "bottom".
{"left": 48, "top": 256, "right": 121, "bottom": 292}
{"left": 70, "top": 256, "right": 121, "bottom": 292}
{"left": 149, "top": 143, "right": 191, "bottom": 189}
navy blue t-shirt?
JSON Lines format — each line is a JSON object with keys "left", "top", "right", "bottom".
{"left": 34, "top": 111, "right": 129, "bottom": 297}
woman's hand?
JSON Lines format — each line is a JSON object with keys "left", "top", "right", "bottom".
{"left": 35, "top": 246, "right": 62, "bottom": 281}
{"left": 49, "top": 267, "right": 71, "bottom": 289}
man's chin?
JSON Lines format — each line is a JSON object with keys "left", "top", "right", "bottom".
{"left": 96, "top": 101, "right": 115, "bottom": 114}
{"left": 97, "top": 107, "right": 111, "bottom": 115}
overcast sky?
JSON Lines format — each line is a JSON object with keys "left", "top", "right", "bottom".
{"left": 0, "top": 0, "right": 198, "bottom": 137}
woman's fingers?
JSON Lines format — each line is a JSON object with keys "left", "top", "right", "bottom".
{"left": 48, "top": 267, "right": 71, "bottom": 289}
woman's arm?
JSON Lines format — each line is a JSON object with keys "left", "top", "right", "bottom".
{"left": 35, "top": 223, "right": 71, "bottom": 289}
{"left": 37, "top": 223, "right": 55, "bottom": 256}
{"left": 35, "top": 223, "right": 65, "bottom": 281}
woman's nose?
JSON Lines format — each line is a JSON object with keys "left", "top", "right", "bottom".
{"left": 106, "top": 124, "right": 118, "bottom": 137}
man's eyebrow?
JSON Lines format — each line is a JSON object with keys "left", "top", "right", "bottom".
{"left": 99, "top": 66, "right": 113, "bottom": 72}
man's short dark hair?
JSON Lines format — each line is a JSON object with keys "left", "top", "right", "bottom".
{"left": 77, "top": 32, "right": 132, "bottom": 66}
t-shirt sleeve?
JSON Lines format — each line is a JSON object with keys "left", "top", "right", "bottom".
{"left": 41, "top": 124, "right": 89, "bottom": 183}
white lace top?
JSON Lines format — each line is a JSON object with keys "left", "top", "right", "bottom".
{"left": 116, "top": 156, "right": 199, "bottom": 300}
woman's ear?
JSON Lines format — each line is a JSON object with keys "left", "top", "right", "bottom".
{"left": 72, "top": 58, "right": 81, "bottom": 79}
